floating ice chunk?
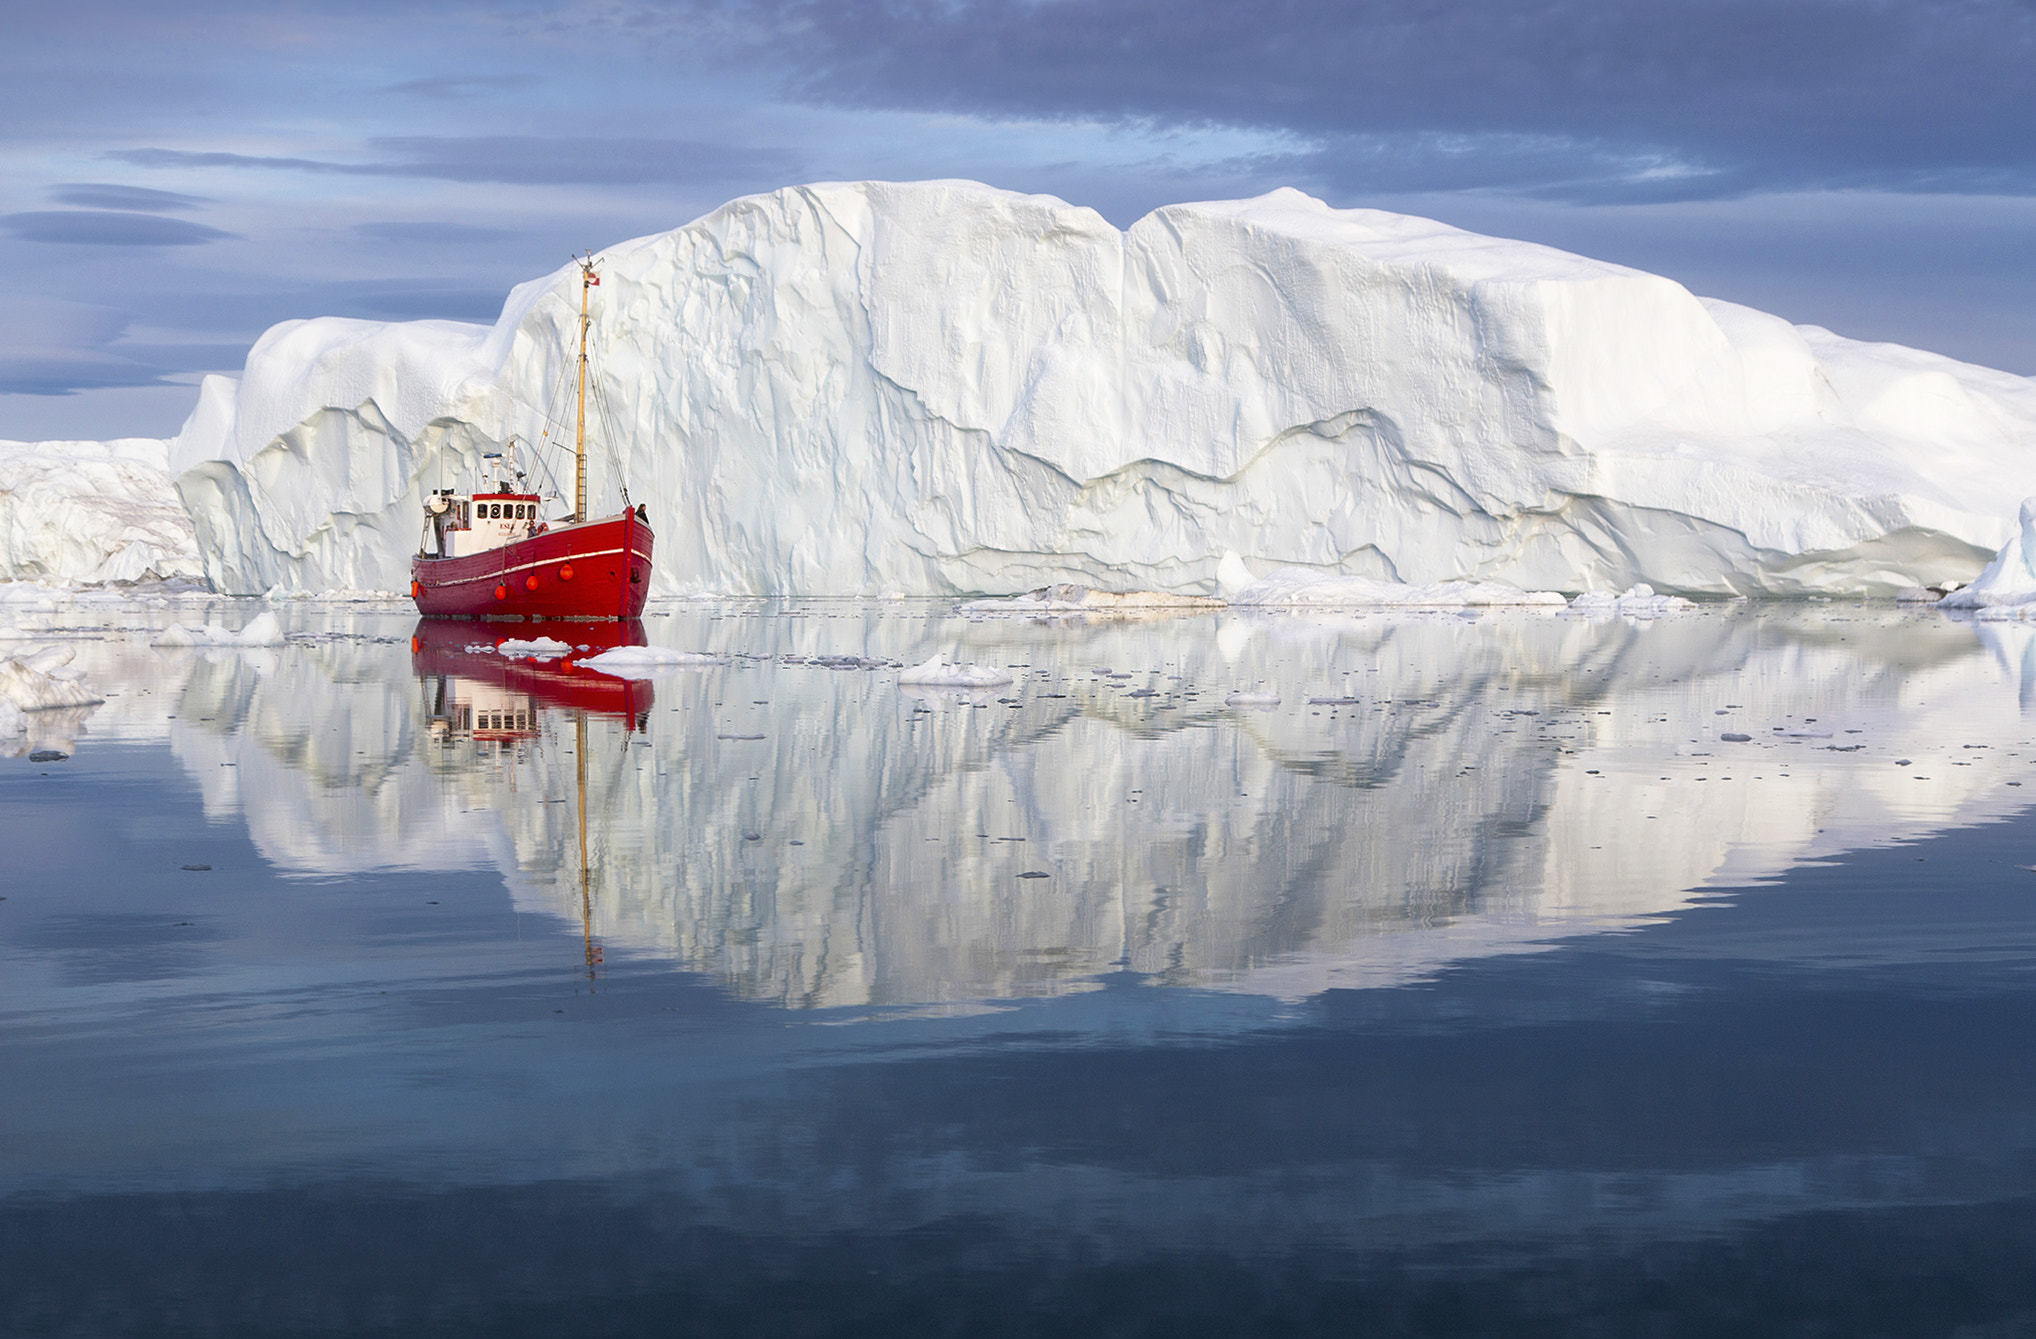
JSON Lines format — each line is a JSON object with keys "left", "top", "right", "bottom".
{"left": 1225, "top": 691, "right": 1281, "bottom": 707}
{"left": 1570, "top": 584, "right": 1696, "bottom": 618}
{"left": 233, "top": 611, "right": 284, "bottom": 645}
{"left": 154, "top": 610, "right": 286, "bottom": 647}
{"left": 1231, "top": 568, "right": 1567, "bottom": 608}
{"left": 897, "top": 655, "right": 1016, "bottom": 688}
{"left": 1941, "top": 498, "right": 2036, "bottom": 610}
{"left": 580, "top": 645, "right": 727, "bottom": 678}
{"left": 495, "top": 636, "right": 574, "bottom": 660}
{"left": 0, "top": 652, "right": 104, "bottom": 711}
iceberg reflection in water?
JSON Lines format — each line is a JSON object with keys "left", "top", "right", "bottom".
{"left": 86, "top": 602, "right": 2036, "bottom": 1008}
{"left": 6, "top": 599, "right": 2036, "bottom": 1335}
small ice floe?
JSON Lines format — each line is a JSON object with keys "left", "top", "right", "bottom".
{"left": 897, "top": 655, "right": 1015, "bottom": 688}
{"left": 958, "top": 584, "right": 1224, "bottom": 618}
{"left": 1229, "top": 567, "right": 1567, "bottom": 608}
{"left": 579, "top": 645, "right": 726, "bottom": 679}
{"left": 0, "top": 646, "right": 105, "bottom": 712}
{"left": 494, "top": 636, "right": 574, "bottom": 660}
{"left": 1568, "top": 584, "right": 1695, "bottom": 618}
{"left": 1224, "top": 691, "right": 1281, "bottom": 708}
{"left": 154, "top": 611, "right": 286, "bottom": 647}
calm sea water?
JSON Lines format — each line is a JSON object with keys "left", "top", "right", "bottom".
{"left": 4, "top": 598, "right": 2036, "bottom": 1336}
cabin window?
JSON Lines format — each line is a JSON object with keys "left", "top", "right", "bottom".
{"left": 488, "top": 503, "right": 500, "bottom": 519}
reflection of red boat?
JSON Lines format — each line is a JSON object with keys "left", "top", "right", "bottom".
{"left": 410, "top": 254, "right": 653, "bottom": 621}
{"left": 411, "top": 618, "right": 655, "bottom": 726}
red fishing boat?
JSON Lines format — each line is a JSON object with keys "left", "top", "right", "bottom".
{"left": 411, "top": 254, "right": 653, "bottom": 619}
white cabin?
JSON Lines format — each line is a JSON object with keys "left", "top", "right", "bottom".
{"left": 424, "top": 488, "right": 544, "bottom": 559}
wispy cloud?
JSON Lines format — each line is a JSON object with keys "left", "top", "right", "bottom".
{"left": 50, "top": 182, "right": 213, "bottom": 212}
{"left": 109, "top": 135, "right": 802, "bottom": 187}
{"left": 1, "top": 211, "right": 238, "bottom": 246}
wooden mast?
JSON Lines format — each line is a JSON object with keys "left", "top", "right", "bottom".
{"left": 573, "top": 254, "right": 597, "bottom": 524}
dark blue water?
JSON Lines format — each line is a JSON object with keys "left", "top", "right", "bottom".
{"left": 4, "top": 603, "right": 2036, "bottom": 1335}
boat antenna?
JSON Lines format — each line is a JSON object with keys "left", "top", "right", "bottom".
{"left": 573, "top": 251, "right": 600, "bottom": 523}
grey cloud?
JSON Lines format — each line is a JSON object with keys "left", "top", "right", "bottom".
{"left": 50, "top": 183, "right": 213, "bottom": 212}
{"left": 0, "top": 211, "right": 239, "bottom": 246}
{"left": 717, "top": 0, "right": 2036, "bottom": 201}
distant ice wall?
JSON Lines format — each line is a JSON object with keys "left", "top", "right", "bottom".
{"left": 0, "top": 437, "right": 200, "bottom": 585}
{"left": 124, "top": 180, "right": 2036, "bottom": 596}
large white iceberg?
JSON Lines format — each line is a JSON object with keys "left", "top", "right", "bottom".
{"left": 19, "top": 179, "right": 2036, "bottom": 598}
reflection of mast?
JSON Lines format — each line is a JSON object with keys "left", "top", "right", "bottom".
{"left": 576, "top": 711, "right": 599, "bottom": 987}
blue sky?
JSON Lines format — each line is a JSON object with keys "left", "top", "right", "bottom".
{"left": 5, "top": 0, "right": 2034, "bottom": 441}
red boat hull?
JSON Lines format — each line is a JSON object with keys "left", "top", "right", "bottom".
{"left": 412, "top": 509, "right": 653, "bottom": 619}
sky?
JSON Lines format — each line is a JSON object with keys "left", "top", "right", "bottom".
{"left": 4, "top": 0, "right": 2034, "bottom": 441}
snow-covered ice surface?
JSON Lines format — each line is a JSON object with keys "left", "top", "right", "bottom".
{"left": 0, "top": 437, "right": 201, "bottom": 585}
{"left": 133, "top": 180, "right": 2036, "bottom": 600}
